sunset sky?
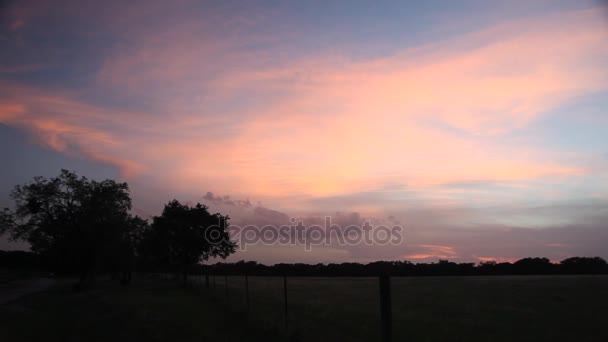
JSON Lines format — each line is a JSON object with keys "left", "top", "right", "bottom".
{"left": 1, "top": 0, "right": 607, "bottom": 264}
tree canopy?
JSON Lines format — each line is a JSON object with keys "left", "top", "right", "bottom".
{"left": 0, "top": 170, "right": 142, "bottom": 287}
{"left": 139, "top": 199, "right": 236, "bottom": 283}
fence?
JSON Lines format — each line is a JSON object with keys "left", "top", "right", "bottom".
{"left": 153, "top": 272, "right": 608, "bottom": 342}
{"left": 158, "top": 272, "right": 394, "bottom": 341}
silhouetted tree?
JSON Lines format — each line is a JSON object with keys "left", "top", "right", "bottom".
{"left": 560, "top": 256, "right": 607, "bottom": 274}
{"left": 138, "top": 200, "right": 236, "bottom": 284}
{"left": 0, "top": 170, "right": 136, "bottom": 289}
{"left": 512, "top": 257, "right": 554, "bottom": 275}
{"left": 108, "top": 215, "right": 149, "bottom": 285}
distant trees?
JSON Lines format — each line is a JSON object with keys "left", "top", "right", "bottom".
{"left": 138, "top": 200, "right": 236, "bottom": 284}
{"left": 0, "top": 170, "right": 143, "bottom": 289}
{"left": 513, "top": 257, "right": 554, "bottom": 275}
{"left": 560, "top": 257, "right": 607, "bottom": 274}
{"left": 196, "top": 257, "right": 608, "bottom": 277}
{"left": 2, "top": 248, "right": 606, "bottom": 278}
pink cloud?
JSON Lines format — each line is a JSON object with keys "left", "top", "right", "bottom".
{"left": 403, "top": 244, "right": 458, "bottom": 260}
{"left": 0, "top": 84, "right": 146, "bottom": 178}
{"left": 1, "top": 8, "right": 606, "bottom": 209}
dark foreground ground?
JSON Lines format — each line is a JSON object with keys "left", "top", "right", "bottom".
{"left": 0, "top": 275, "right": 281, "bottom": 342}
{"left": 0, "top": 273, "right": 607, "bottom": 341}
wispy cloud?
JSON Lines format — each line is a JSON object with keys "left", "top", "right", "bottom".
{"left": 0, "top": 83, "right": 146, "bottom": 178}
{"left": 2, "top": 8, "right": 605, "bottom": 200}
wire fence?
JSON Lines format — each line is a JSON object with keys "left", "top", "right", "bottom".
{"left": 157, "top": 272, "right": 392, "bottom": 341}
{"left": 153, "top": 272, "right": 608, "bottom": 342}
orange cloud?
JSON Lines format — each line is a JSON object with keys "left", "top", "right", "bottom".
{"left": 0, "top": 85, "right": 145, "bottom": 178}
{"left": 403, "top": 244, "right": 458, "bottom": 260}
{"left": 476, "top": 256, "right": 518, "bottom": 263}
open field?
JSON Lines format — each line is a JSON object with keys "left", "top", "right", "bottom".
{"left": 208, "top": 274, "right": 608, "bottom": 341}
{"left": 0, "top": 276, "right": 282, "bottom": 342}
{"left": 1, "top": 275, "right": 607, "bottom": 341}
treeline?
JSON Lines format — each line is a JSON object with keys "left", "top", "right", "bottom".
{"left": 4, "top": 248, "right": 607, "bottom": 277}
{"left": 2, "top": 250, "right": 607, "bottom": 277}
{"left": 198, "top": 257, "right": 608, "bottom": 277}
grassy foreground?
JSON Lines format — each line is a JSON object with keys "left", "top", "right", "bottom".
{"left": 0, "top": 276, "right": 282, "bottom": 342}
{"left": 209, "top": 274, "right": 608, "bottom": 341}
{"left": 1, "top": 274, "right": 607, "bottom": 341}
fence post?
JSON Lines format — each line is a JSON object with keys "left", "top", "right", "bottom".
{"left": 213, "top": 274, "right": 216, "bottom": 289}
{"left": 379, "top": 275, "right": 392, "bottom": 342}
{"left": 283, "top": 275, "right": 289, "bottom": 330}
{"left": 245, "top": 275, "right": 250, "bottom": 313}
{"left": 225, "top": 275, "right": 229, "bottom": 297}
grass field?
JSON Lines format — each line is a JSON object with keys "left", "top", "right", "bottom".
{"left": 1, "top": 274, "right": 607, "bottom": 341}
{"left": 0, "top": 276, "right": 283, "bottom": 342}
{"left": 207, "top": 274, "right": 608, "bottom": 341}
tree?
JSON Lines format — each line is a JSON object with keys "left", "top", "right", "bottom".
{"left": 513, "top": 257, "right": 554, "bottom": 275}
{"left": 0, "top": 170, "right": 136, "bottom": 289}
{"left": 139, "top": 200, "right": 236, "bottom": 284}
{"left": 560, "top": 257, "right": 607, "bottom": 274}
{"left": 108, "top": 215, "right": 149, "bottom": 285}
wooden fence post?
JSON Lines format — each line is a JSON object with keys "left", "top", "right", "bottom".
{"left": 245, "top": 275, "right": 250, "bottom": 313}
{"left": 379, "top": 275, "right": 392, "bottom": 342}
{"left": 283, "top": 275, "right": 289, "bottom": 330}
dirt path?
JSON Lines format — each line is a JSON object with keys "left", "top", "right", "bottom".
{"left": 0, "top": 277, "right": 56, "bottom": 305}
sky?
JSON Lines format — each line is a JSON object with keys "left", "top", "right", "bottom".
{"left": 1, "top": 0, "right": 607, "bottom": 264}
